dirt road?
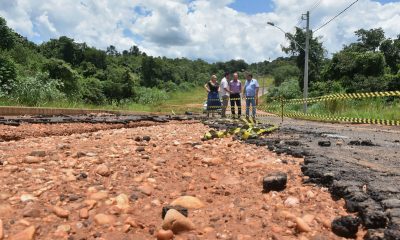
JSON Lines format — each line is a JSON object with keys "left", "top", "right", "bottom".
{"left": 0, "top": 115, "right": 357, "bottom": 240}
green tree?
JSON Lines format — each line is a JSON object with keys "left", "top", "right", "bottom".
{"left": 326, "top": 51, "right": 386, "bottom": 83}
{"left": 106, "top": 45, "right": 119, "bottom": 56}
{"left": 0, "top": 55, "right": 17, "bottom": 94}
{"left": 83, "top": 47, "right": 107, "bottom": 69}
{"left": 282, "top": 27, "right": 326, "bottom": 90}
{"left": 79, "top": 77, "right": 106, "bottom": 104}
{"left": 40, "top": 36, "right": 82, "bottom": 65}
{"left": 141, "top": 56, "right": 159, "bottom": 87}
{"left": 354, "top": 28, "right": 385, "bottom": 52}
{"left": 43, "top": 58, "right": 79, "bottom": 94}
{"left": 379, "top": 36, "right": 400, "bottom": 74}
{"left": 0, "top": 17, "right": 15, "bottom": 50}
{"left": 272, "top": 64, "right": 300, "bottom": 86}
{"left": 129, "top": 45, "right": 141, "bottom": 56}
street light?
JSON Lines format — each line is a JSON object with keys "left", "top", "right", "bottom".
{"left": 267, "top": 22, "right": 305, "bottom": 51}
{"left": 267, "top": 16, "right": 310, "bottom": 113}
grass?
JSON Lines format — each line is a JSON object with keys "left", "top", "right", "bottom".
{"left": 278, "top": 98, "right": 400, "bottom": 121}
{"left": 0, "top": 76, "right": 273, "bottom": 114}
{"left": 154, "top": 87, "right": 206, "bottom": 114}
{"left": 0, "top": 86, "right": 207, "bottom": 114}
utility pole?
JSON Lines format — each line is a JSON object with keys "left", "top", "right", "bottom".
{"left": 303, "top": 11, "right": 310, "bottom": 113}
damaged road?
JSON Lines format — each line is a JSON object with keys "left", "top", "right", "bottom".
{"left": 237, "top": 115, "right": 400, "bottom": 239}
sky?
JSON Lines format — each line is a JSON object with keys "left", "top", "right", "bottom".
{"left": 0, "top": 0, "right": 399, "bottom": 63}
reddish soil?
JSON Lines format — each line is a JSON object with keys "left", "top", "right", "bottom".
{"left": 0, "top": 121, "right": 363, "bottom": 239}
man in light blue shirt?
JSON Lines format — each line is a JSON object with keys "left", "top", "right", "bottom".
{"left": 243, "top": 73, "right": 259, "bottom": 119}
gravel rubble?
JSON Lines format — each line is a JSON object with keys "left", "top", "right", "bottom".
{"left": 0, "top": 120, "right": 362, "bottom": 239}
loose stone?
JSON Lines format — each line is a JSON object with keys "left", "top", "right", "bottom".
{"left": 263, "top": 172, "right": 287, "bottom": 192}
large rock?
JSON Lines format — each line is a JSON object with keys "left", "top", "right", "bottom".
{"left": 361, "top": 208, "right": 388, "bottom": 229}
{"left": 170, "top": 196, "right": 204, "bottom": 209}
{"left": 89, "top": 191, "right": 108, "bottom": 200}
{"left": 23, "top": 209, "right": 41, "bottom": 218}
{"left": 295, "top": 217, "right": 311, "bottom": 232}
{"left": 263, "top": 172, "right": 287, "bottom": 192}
{"left": 94, "top": 213, "right": 116, "bottom": 226}
{"left": 23, "top": 156, "right": 42, "bottom": 164}
{"left": 364, "top": 229, "right": 385, "bottom": 240}
{"left": 9, "top": 226, "right": 36, "bottom": 240}
{"left": 115, "top": 194, "right": 130, "bottom": 211}
{"left": 156, "top": 229, "right": 174, "bottom": 240}
{"left": 20, "top": 194, "right": 36, "bottom": 203}
{"left": 52, "top": 206, "right": 70, "bottom": 218}
{"left": 95, "top": 164, "right": 111, "bottom": 177}
{"left": 79, "top": 208, "right": 89, "bottom": 219}
{"left": 138, "top": 184, "right": 154, "bottom": 196}
{"left": 162, "top": 205, "right": 188, "bottom": 219}
{"left": 331, "top": 216, "right": 360, "bottom": 238}
{"left": 162, "top": 209, "right": 195, "bottom": 234}
{"left": 29, "top": 150, "right": 46, "bottom": 157}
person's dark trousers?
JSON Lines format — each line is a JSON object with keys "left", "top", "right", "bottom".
{"left": 230, "top": 93, "right": 241, "bottom": 117}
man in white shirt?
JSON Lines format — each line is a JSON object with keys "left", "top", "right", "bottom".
{"left": 220, "top": 72, "right": 231, "bottom": 118}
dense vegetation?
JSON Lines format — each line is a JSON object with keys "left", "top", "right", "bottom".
{"left": 0, "top": 17, "right": 262, "bottom": 107}
{"left": 267, "top": 27, "right": 400, "bottom": 100}
{"left": 1, "top": 15, "right": 399, "bottom": 114}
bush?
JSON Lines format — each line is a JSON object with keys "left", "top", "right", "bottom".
{"left": 11, "top": 72, "right": 65, "bottom": 106}
{"left": 386, "top": 73, "right": 400, "bottom": 91}
{"left": 79, "top": 77, "right": 106, "bottom": 104}
{"left": 135, "top": 87, "right": 168, "bottom": 105}
{"left": 343, "top": 74, "right": 389, "bottom": 93}
{"left": 272, "top": 65, "right": 300, "bottom": 86}
{"left": 0, "top": 55, "right": 17, "bottom": 94}
{"left": 309, "top": 80, "right": 345, "bottom": 97}
{"left": 163, "top": 81, "right": 178, "bottom": 92}
{"left": 178, "top": 82, "right": 195, "bottom": 91}
{"left": 267, "top": 78, "right": 302, "bottom": 100}
{"left": 43, "top": 58, "right": 79, "bottom": 94}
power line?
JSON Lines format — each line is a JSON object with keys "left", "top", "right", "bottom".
{"left": 296, "top": 0, "right": 322, "bottom": 28}
{"left": 295, "top": 17, "right": 304, "bottom": 28}
{"left": 310, "top": 0, "right": 323, "bottom": 13}
{"left": 314, "top": 0, "right": 359, "bottom": 32}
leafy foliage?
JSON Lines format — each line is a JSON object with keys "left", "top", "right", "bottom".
{"left": 283, "top": 27, "right": 326, "bottom": 90}
{"left": 43, "top": 58, "right": 80, "bottom": 94}
{"left": 267, "top": 78, "right": 302, "bottom": 100}
{"left": 11, "top": 72, "right": 65, "bottom": 106}
{"left": 0, "top": 17, "right": 399, "bottom": 109}
{"left": 135, "top": 87, "right": 168, "bottom": 105}
{"left": 272, "top": 64, "right": 300, "bottom": 86}
{"left": 79, "top": 77, "right": 106, "bottom": 104}
{"left": 0, "top": 17, "right": 15, "bottom": 50}
{"left": 0, "top": 55, "right": 17, "bottom": 94}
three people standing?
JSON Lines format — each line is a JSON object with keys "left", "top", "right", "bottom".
{"left": 205, "top": 72, "right": 259, "bottom": 119}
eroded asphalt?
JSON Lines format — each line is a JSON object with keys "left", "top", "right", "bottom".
{"left": 250, "top": 115, "right": 400, "bottom": 239}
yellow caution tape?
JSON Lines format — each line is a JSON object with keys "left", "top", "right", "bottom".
{"left": 265, "top": 110, "right": 400, "bottom": 126}
{"left": 265, "top": 91, "right": 400, "bottom": 105}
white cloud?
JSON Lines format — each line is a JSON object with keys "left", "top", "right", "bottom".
{"left": 0, "top": 0, "right": 399, "bottom": 63}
